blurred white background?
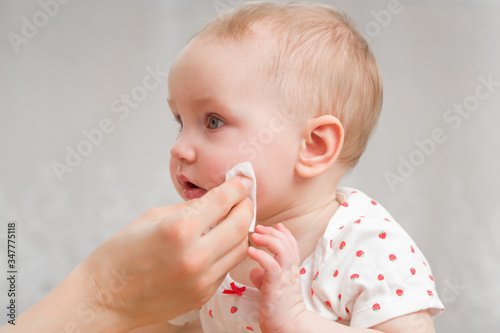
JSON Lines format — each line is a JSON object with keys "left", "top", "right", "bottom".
{"left": 1, "top": 0, "right": 499, "bottom": 331}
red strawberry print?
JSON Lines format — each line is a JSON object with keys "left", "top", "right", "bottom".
{"left": 246, "top": 327, "right": 254, "bottom": 331}
{"left": 326, "top": 301, "right": 332, "bottom": 307}
{"left": 230, "top": 306, "right": 238, "bottom": 314}
{"left": 339, "top": 225, "right": 344, "bottom": 229}
{"left": 311, "top": 287, "right": 314, "bottom": 296}
{"left": 429, "top": 275, "right": 434, "bottom": 281}
{"left": 427, "top": 290, "right": 434, "bottom": 297}
{"left": 353, "top": 219, "right": 361, "bottom": 224}
{"left": 350, "top": 273, "right": 359, "bottom": 281}
{"left": 330, "top": 239, "right": 333, "bottom": 248}
{"left": 356, "top": 250, "right": 365, "bottom": 258}
{"left": 423, "top": 261, "right": 427, "bottom": 266}
{"left": 342, "top": 202, "right": 349, "bottom": 207}
{"left": 336, "top": 316, "right": 342, "bottom": 322}
{"left": 299, "top": 268, "right": 306, "bottom": 275}
{"left": 209, "top": 309, "right": 213, "bottom": 318}
{"left": 313, "top": 271, "right": 319, "bottom": 280}
{"left": 351, "top": 190, "right": 358, "bottom": 194}
{"left": 333, "top": 269, "right": 339, "bottom": 278}
{"left": 411, "top": 245, "right": 415, "bottom": 253}
{"left": 372, "top": 303, "right": 381, "bottom": 311}
{"left": 338, "top": 293, "right": 342, "bottom": 301}
{"left": 339, "top": 241, "right": 346, "bottom": 250}
{"left": 378, "top": 274, "right": 385, "bottom": 281}
{"left": 396, "top": 289, "right": 404, "bottom": 296}
{"left": 389, "top": 254, "right": 397, "bottom": 262}
{"left": 410, "top": 267, "right": 416, "bottom": 275}
{"left": 371, "top": 200, "right": 377, "bottom": 205}
{"left": 384, "top": 218, "right": 390, "bottom": 222}
{"left": 345, "top": 307, "right": 350, "bottom": 314}
{"left": 379, "top": 231, "right": 386, "bottom": 239}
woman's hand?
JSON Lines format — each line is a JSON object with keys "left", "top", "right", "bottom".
{"left": 2, "top": 176, "right": 253, "bottom": 333}
{"left": 247, "top": 223, "right": 307, "bottom": 333}
{"left": 85, "top": 176, "right": 254, "bottom": 329}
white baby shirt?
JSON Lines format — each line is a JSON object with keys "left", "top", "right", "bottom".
{"left": 170, "top": 188, "right": 445, "bottom": 331}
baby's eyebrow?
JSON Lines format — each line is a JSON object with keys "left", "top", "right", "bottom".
{"left": 167, "top": 96, "right": 232, "bottom": 115}
{"left": 193, "top": 97, "right": 231, "bottom": 114}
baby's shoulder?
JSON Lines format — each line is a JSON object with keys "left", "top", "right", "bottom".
{"left": 319, "top": 187, "right": 419, "bottom": 265}
{"left": 325, "top": 187, "right": 400, "bottom": 235}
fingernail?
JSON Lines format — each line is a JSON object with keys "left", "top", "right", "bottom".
{"left": 240, "top": 177, "right": 253, "bottom": 191}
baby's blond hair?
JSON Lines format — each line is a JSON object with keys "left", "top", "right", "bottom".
{"left": 192, "top": 1, "right": 383, "bottom": 167}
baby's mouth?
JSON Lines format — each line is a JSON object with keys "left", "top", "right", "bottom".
{"left": 177, "top": 174, "right": 208, "bottom": 200}
{"left": 184, "top": 182, "right": 207, "bottom": 200}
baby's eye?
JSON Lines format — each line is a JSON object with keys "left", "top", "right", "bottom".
{"left": 207, "top": 115, "right": 225, "bottom": 130}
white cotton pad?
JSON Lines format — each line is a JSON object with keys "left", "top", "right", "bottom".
{"left": 225, "top": 162, "right": 257, "bottom": 232}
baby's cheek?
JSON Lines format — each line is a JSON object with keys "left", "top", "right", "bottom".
{"left": 204, "top": 165, "right": 229, "bottom": 189}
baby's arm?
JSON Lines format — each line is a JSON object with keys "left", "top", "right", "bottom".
{"left": 289, "top": 310, "right": 435, "bottom": 333}
{"left": 248, "top": 224, "right": 436, "bottom": 333}
{"left": 128, "top": 319, "right": 202, "bottom": 333}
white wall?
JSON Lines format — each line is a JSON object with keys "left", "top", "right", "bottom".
{"left": 1, "top": 0, "right": 499, "bottom": 331}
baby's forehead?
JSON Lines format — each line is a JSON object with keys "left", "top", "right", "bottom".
{"left": 168, "top": 36, "right": 280, "bottom": 107}
{"left": 170, "top": 36, "right": 273, "bottom": 86}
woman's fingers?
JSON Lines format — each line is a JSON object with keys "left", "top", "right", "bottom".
{"left": 201, "top": 196, "right": 253, "bottom": 264}
{"left": 188, "top": 176, "right": 252, "bottom": 234}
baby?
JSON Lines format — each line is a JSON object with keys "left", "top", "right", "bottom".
{"left": 132, "top": 2, "right": 444, "bottom": 332}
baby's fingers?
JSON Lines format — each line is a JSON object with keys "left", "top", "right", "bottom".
{"left": 248, "top": 246, "right": 281, "bottom": 282}
{"left": 249, "top": 267, "right": 265, "bottom": 290}
{"left": 276, "top": 223, "right": 300, "bottom": 259}
{"left": 254, "top": 224, "right": 293, "bottom": 248}
{"left": 252, "top": 224, "right": 299, "bottom": 268}
{"left": 251, "top": 234, "right": 294, "bottom": 269}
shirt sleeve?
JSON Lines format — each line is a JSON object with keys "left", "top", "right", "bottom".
{"left": 313, "top": 216, "right": 445, "bottom": 328}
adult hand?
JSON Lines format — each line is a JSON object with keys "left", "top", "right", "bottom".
{"left": 0, "top": 176, "right": 253, "bottom": 333}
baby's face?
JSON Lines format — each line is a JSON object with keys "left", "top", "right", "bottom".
{"left": 167, "top": 39, "right": 300, "bottom": 217}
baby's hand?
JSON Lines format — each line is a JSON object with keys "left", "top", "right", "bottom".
{"left": 247, "top": 224, "right": 307, "bottom": 333}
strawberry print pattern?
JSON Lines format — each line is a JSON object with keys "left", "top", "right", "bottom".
{"left": 168, "top": 188, "right": 444, "bottom": 332}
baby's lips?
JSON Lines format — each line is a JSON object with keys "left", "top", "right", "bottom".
{"left": 240, "top": 176, "right": 253, "bottom": 191}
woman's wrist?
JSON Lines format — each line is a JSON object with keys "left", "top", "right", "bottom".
{"left": 1, "top": 263, "right": 130, "bottom": 333}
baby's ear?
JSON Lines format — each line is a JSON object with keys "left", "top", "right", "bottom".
{"left": 295, "top": 115, "right": 344, "bottom": 178}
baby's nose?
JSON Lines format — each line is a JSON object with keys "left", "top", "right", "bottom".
{"left": 170, "top": 134, "right": 196, "bottom": 163}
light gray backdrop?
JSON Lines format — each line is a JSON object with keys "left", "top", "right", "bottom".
{"left": 1, "top": 0, "right": 499, "bottom": 332}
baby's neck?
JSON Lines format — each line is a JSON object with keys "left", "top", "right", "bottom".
{"left": 230, "top": 186, "right": 341, "bottom": 287}
{"left": 255, "top": 189, "right": 341, "bottom": 264}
